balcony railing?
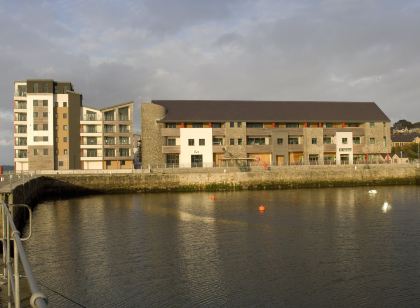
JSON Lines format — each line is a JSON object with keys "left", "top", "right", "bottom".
{"left": 16, "top": 140, "right": 27, "bottom": 146}
{"left": 15, "top": 102, "right": 27, "bottom": 109}
{"left": 81, "top": 114, "right": 101, "bottom": 121}
{"left": 16, "top": 116, "right": 27, "bottom": 121}
{"left": 118, "top": 115, "right": 129, "bottom": 121}
{"left": 104, "top": 115, "right": 115, "bottom": 121}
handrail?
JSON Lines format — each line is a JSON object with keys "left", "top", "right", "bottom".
{"left": 1, "top": 202, "right": 47, "bottom": 307}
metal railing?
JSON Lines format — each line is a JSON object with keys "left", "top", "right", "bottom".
{"left": 1, "top": 202, "right": 47, "bottom": 307}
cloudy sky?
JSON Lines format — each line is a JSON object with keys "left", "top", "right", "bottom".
{"left": 1, "top": 0, "right": 420, "bottom": 165}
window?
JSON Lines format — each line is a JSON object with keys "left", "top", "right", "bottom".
{"left": 288, "top": 137, "right": 299, "bottom": 145}
{"left": 369, "top": 137, "right": 375, "bottom": 144}
{"left": 213, "top": 137, "right": 223, "bottom": 145}
{"left": 34, "top": 124, "right": 38, "bottom": 131}
{"left": 342, "top": 138, "right": 348, "bottom": 144}
{"left": 212, "top": 123, "right": 222, "bottom": 128}
{"left": 104, "top": 125, "right": 114, "bottom": 133}
{"left": 33, "top": 112, "right": 38, "bottom": 118}
{"left": 43, "top": 149, "right": 48, "bottom": 155}
{"left": 166, "top": 154, "right": 179, "bottom": 167}
{"left": 167, "top": 138, "right": 176, "bottom": 146}
{"left": 17, "top": 126, "right": 27, "bottom": 133}
{"left": 63, "top": 113, "right": 67, "bottom": 119}
{"left": 87, "top": 149, "right": 97, "bottom": 157}
{"left": 119, "top": 136, "right": 129, "bottom": 144}
{"left": 33, "top": 83, "right": 39, "bottom": 93}
{"left": 43, "top": 112, "right": 48, "bottom": 117}
{"left": 34, "top": 136, "right": 48, "bottom": 142}
{"left": 323, "top": 136, "right": 332, "bottom": 144}
{"left": 348, "top": 123, "right": 359, "bottom": 127}
{"left": 33, "top": 149, "right": 39, "bottom": 156}
{"left": 59, "top": 161, "right": 64, "bottom": 166}
{"left": 63, "top": 149, "right": 68, "bottom": 155}
{"left": 277, "top": 138, "right": 283, "bottom": 145}
{"left": 104, "top": 137, "right": 115, "bottom": 145}
{"left": 188, "top": 139, "right": 194, "bottom": 146}
{"left": 119, "top": 125, "right": 129, "bottom": 133}
{"left": 229, "top": 138, "right": 234, "bottom": 145}
{"left": 286, "top": 123, "right": 299, "bottom": 128}
{"left": 230, "top": 122, "right": 235, "bottom": 128}
{"left": 369, "top": 122, "right": 375, "bottom": 127}
{"left": 326, "top": 123, "right": 333, "bottom": 128}
{"left": 63, "top": 102, "right": 67, "bottom": 107}
{"left": 237, "top": 122, "right": 242, "bottom": 128}
{"left": 105, "top": 149, "right": 115, "bottom": 157}
{"left": 86, "top": 125, "right": 97, "bottom": 133}
{"left": 42, "top": 100, "right": 48, "bottom": 106}
{"left": 63, "top": 125, "right": 68, "bottom": 131}
{"left": 166, "top": 123, "right": 176, "bottom": 128}
{"left": 199, "top": 139, "right": 205, "bottom": 146}
{"left": 238, "top": 138, "right": 243, "bottom": 145}
{"left": 192, "top": 123, "right": 203, "bottom": 128}
{"left": 311, "top": 138, "right": 317, "bottom": 145}
{"left": 86, "top": 137, "right": 96, "bottom": 145}
{"left": 33, "top": 100, "right": 39, "bottom": 107}
{"left": 106, "top": 161, "right": 111, "bottom": 166}
{"left": 119, "top": 148, "right": 130, "bottom": 157}
{"left": 246, "top": 123, "right": 263, "bottom": 128}
{"left": 121, "top": 160, "right": 125, "bottom": 166}
{"left": 353, "top": 137, "right": 361, "bottom": 144}
{"left": 43, "top": 124, "right": 48, "bottom": 130}
{"left": 383, "top": 136, "right": 387, "bottom": 146}
{"left": 247, "top": 137, "right": 266, "bottom": 145}
{"left": 63, "top": 137, "right": 67, "bottom": 142}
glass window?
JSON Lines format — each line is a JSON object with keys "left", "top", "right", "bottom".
{"left": 63, "top": 113, "right": 67, "bottom": 118}
{"left": 43, "top": 112, "right": 48, "bottom": 117}
{"left": 188, "top": 139, "right": 194, "bottom": 146}
{"left": 119, "top": 148, "right": 130, "bottom": 157}
{"left": 212, "top": 123, "right": 222, "bottom": 128}
{"left": 63, "top": 125, "right": 68, "bottom": 131}
{"left": 43, "top": 149, "right": 48, "bottom": 155}
{"left": 199, "top": 139, "right": 205, "bottom": 146}
{"left": 63, "top": 149, "right": 68, "bottom": 155}
{"left": 33, "top": 112, "right": 38, "bottom": 118}
{"left": 286, "top": 123, "right": 299, "bottom": 128}
{"left": 323, "top": 137, "right": 332, "bottom": 144}
{"left": 119, "top": 125, "right": 129, "bottom": 133}
{"left": 342, "top": 138, "right": 348, "bottom": 144}
{"left": 326, "top": 123, "right": 333, "bottom": 128}
{"left": 230, "top": 138, "right": 235, "bottom": 145}
{"left": 277, "top": 138, "right": 283, "bottom": 145}
{"left": 166, "top": 154, "right": 179, "bottom": 167}
{"left": 369, "top": 137, "right": 375, "bottom": 144}
{"left": 247, "top": 137, "right": 266, "bottom": 145}
{"left": 167, "top": 138, "right": 176, "bottom": 146}
{"left": 246, "top": 123, "right": 263, "bottom": 128}
{"left": 59, "top": 161, "right": 64, "bottom": 166}
{"left": 237, "top": 122, "right": 242, "bottom": 128}
{"left": 63, "top": 102, "right": 67, "bottom": 107}
{"left": 353, "top": 137, "right": 360, "bottom": 144}
{"left": 213, "top": 137, "right": 223, "bottom": 145}
{"left": 43, "top": 124, "right": 48, "bottom": 130}
{"left": 288, "top": 137, "right": 299, "bottom": 144}
{"left": 119, "top": 136, "right": 129, "bottom": 144}
{"left": 87, "top": 149, "right": 97, "bottom": 157}
{"left": 43, "top": 100, "right": 48, "bottom": 106}
{"left": 166, "top": 123, "right": 176, "bottom": 128}
{"left": 192, "top": 123, "right": 203, "bottom": 128}
{"left": 33, "top": 100, "right": 38, "bottom": 107}
{"left": 238, "top": 138, "right": 242, "bottom": 145}
{"left": 312, "top": 138, "right": 317, "bottom": 145}
{"left": 63, "top": 137, "right": 67, "bottom": 142}
{"left": 230, "top": 122, "right": 235, "bottom": 128}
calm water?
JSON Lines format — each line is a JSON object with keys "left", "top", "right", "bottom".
{"left": 23, "top": 186, "right": 420, "bottom": 307}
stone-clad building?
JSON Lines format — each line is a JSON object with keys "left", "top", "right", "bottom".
{"left": 141, "top": 100, "right": 391, "bottom": 168}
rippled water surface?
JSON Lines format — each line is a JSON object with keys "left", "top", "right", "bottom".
{"left": 24, "top": 186, "right": 420, "bottom": 307}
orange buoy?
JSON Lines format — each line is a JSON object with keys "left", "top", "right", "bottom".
{"left": 258, "top": 204, "right": 266, "bottom": 212}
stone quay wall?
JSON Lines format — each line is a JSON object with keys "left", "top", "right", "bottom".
{"left": 37, "top": 164, "right": 419, "bottom": 193}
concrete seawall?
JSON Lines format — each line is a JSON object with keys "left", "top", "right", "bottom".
{"left": 19, "top": 164, "right": 420, "bottom": 196}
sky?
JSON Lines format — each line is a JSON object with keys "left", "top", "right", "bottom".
{"left": 1, "top": 0, "right": 420, "bottom": 165}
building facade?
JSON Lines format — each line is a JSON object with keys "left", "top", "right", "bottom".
{"left": 141, "top": 100, "right": 392, "bottom": 168}
{"left": 14, "top": 80, "right": 82, "bottom": 171}
{"left": 14, "top": 80, "right": 134, "bottom": 171}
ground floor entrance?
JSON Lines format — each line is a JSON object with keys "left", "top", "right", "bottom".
{"left": 191, "top": 155, "right": 203, "bottom": 168}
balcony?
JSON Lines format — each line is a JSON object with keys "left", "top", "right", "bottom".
{"left": 16, "top": 139, "right": 27, "bottom": 146}
{"left": 162, "top": 145, "right": 180, "bottom": 154}
{"left": 246, "top": 128, "right": 272, "bottom": 136}
{"left": 15, "top": 115, "right": 27, "bottom": 122}
{"left": 246, "top": 144, "right": 272, "bottom": 153}
{"left": 161, "top": 128, "right": 180, "bottom": 137}
{"left": 15, "top": 102, "right": 27, "bottom": 109}
{"left": 288, "top": 144, "right": 304, "bottom": 152}
{"left": 323, "top": 144, "right": 336, "bottom": 152}
{"left": 118, "top": 115, "right": 129, "bottom": 121}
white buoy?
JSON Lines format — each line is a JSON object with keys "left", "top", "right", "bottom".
{"left": 382, "top": 201, "right": 391, "bottom": 213}
{"left": 368, "top": 189, "right": 378, "bottom": 194}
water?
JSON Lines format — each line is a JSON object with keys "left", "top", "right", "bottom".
{"left": 24, "top": 186, "right": 420, "bottom": 307}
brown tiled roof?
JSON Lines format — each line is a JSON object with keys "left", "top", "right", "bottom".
{"left": 153, "top": 100, "right": 390, "bottom": 122}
